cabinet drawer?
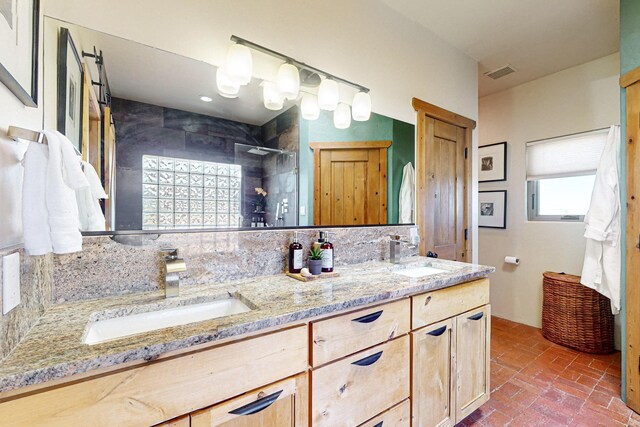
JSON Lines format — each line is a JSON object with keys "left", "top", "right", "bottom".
{"left": 359, "top": 399, "right": 410, "bottom": 427}
{"left": 311, "top": 299, "right": 410, "bottom": 366}
{"left": 191, "top": 374, "right": 307, "bottom": 427}
{"left": 0, "top": 326, "right": 308, "bottom": 427}
{"left": 412, "top": 279, "right": 489, "bottom": 329}
{"left": 312, "top": 335, "right": 410, "bottom": 427}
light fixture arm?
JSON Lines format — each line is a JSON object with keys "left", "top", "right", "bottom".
{"left": 230, "top": 35, "right": 370, "bottom": 94}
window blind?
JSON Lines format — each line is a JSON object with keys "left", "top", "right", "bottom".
{"left": 525, "top": 128, "right": 608, "bottom": 181}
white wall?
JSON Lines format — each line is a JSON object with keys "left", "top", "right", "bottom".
{"left": 478, "top": 53, "right": 621, "bottom": 344}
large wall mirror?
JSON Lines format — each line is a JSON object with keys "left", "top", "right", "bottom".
{"left": 42, "top": 17, "right": 416, "bottom": 233}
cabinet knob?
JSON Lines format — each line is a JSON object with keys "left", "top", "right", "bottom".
{"left": 352, "top": 351, "right": 383, "bottom": 367}
{"left": 427, "top": 325, "right": 447, "bottom": 336}
{"left": 352, "top": 310, "right": 383, "bottom": 324}
{"left": 228, "top": 390, "right": 283, "bottom": 416}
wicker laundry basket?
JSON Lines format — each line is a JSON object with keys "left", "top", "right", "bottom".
{"left": 542, "top": 271, "right": 615, "bottom": 354}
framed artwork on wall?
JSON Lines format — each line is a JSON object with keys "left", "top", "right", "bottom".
{"left": 478, "top": 141, "right": 507, "bottom": 182}
{"left": 479, "top": 190, "right": 507, "bottom": 229}
{"left": 57, "top": 27, "right": 84, "bottom": 153}
{"left": 0, "top": 0, "right": 39, "bottom": 107}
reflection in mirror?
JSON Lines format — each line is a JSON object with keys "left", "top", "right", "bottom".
{"left": 42, "top": 17, "right": 415, "bottom": 233}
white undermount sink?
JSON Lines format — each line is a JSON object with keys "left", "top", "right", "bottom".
{"left": 393, "top": 265, "right": 449, "bottom": 278}
{"left": 83, "top": 298, "right": 252, "bottom": 345}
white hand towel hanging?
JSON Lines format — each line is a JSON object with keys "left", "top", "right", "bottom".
{"left": 580, "top": 125, "right": 621, "bottom": 314}
{"left": 76, "top": 161, "right": 107, "bottom": 231}
{"left": 22, "top": 131, "right": 89, "bottom": 255}
{"left": 399, "top": 162, "right": 415, "bottom": 223}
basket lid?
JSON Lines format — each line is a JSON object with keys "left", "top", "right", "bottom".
{"left": 543, "top": 271, "right": 581, "bottom": 284}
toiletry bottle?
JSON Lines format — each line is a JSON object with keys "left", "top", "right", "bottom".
{"left": 320, "top": 231, "right": 334, "bottom": 272}
{"left": 251, "top": 217, "right": 256, "bottom": 228}
{"left": 288, "top": 231, "right": 303, "bottom": 274}
{"left": 313, "top": 231, "right": 325, "bottom": 251}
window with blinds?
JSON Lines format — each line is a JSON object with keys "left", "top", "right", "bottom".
{"left": 526, "top": 128, "right": 608, "bottom": 221}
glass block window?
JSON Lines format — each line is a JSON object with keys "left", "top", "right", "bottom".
{"left": 142, "top": 155, "right": 242, "bottom": 229}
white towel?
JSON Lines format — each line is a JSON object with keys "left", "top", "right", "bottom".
{"left": 581, "top": 125, "right": 621, "bottom": 314}
{"left": 399, "top": 162, "right": 415, "bottom": 223}
{"left": 22, "top": 131, "right": 89, "bottom": 255}
{"left": 76, "top": 161, "right": 107, "bottom": 231}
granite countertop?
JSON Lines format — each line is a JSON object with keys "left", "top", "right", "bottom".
{"left": 0, "top": 257, "right": 494, "bottom": 394}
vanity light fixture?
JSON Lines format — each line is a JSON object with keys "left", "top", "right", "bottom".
{"left": 301, "top": 93, "right": 320, "bottom": 120}
{"left": 224, "top": 42, "right": 253, "bottom": 85}
{"left": 199, "top": 95, "right": 213, "bottom": 102}
{"left": 352, "top": 91, "right": 371, "bottom": 121}
{"left": 277, "top": 63, "right": 300, "bottom": 100}
{"left": 261, "top": 81, "right": 284, "bottom": 110}
{"left": 334, "top": 103, "right": 351, "bottom": 129}
{"left": 318, "top": 78, "right": 339, "bottom": 111}
{"left": 216, "top": 68, "right": 240, "bottom": 98}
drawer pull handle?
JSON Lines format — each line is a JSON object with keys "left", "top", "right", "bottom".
{"left": 427, "top": 326, "right": 447, "bottom": 336}
{"left": 352, "top": 351, "right": 383, "bottom": 367}
{"left": 373, "top": 422, "right": 383, "bottom": 427}
{"left": 352, "top": 310, "right": 383, "bottom": 324}
{"left": 229, "top": 390, "right": 283, "bottom": 416}
{"left": 468, "top": 312, "right": 484, "bottom": 321}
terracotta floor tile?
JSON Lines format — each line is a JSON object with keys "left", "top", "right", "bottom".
{"left": 456, "top": 316, "right": 637, "bottom": 427}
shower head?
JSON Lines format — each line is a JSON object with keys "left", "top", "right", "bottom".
{"left": 247, "top": 148, "right": 270, "bottom": 156}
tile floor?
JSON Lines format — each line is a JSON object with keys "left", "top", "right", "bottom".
{"left": 457, "top": 316, "right": 639, "bottom": 426}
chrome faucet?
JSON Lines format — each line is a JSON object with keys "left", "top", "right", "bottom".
{"left": 161, "top": 248, "right": 186, "bottom": 298}
{"left": 389, "top": 234, "right": 418, "bottom": 264}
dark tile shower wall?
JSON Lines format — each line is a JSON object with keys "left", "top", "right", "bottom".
{"left": 112, "top": 98, "right": 263, "bottom": 230}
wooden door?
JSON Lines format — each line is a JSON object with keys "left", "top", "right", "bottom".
{"left": 622, "top": 66, "right": 640, "bottom": 412}
{"left": 413, "top": 99, "right": 474, "bottom": 261}
{"left": 455, "top": 305, "right": 490, "bottom": 421}
{"left": 191, "top": 374, "right": 307, "bottom": 427}
{"left": 311, "top": 141, "right": 391, "bottom": 226}
{"left": 412, "top": 318, "right": 456, "bottom": 427}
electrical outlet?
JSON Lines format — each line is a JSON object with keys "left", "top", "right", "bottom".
{"left": 300, "top": 206, "right": 306, "bottom": 216}
{"left": 2, "top": 252, "right": 20, "bottom": 315}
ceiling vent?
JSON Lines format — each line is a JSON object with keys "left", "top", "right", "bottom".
{"left": 484, "top": 64, "right": 516, "bottom": 80}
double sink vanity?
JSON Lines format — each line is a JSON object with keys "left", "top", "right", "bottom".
{"left": 0, "top": 256, "right": 493, "bottom": 427}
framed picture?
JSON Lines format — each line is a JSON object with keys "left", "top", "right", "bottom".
{"left": 0, "top": 0, "right": 39, "bottom": 107}
{"left": 57, "top": 27, "right": 83, "bottom": 153}
{"left": 478, "top": 141, "right": 507, "bottom": 182}
{"left": 479, "top": 190, "right": 507, "bottom": 229}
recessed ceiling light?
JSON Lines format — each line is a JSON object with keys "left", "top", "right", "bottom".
{"left": 200, "top": 96, "right": 213, "bottom": 102}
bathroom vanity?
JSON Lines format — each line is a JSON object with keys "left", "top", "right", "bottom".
{"left": 0, "top": 258, "right": 493, "bottom": 427}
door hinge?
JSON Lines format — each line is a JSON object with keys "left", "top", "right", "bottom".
{"left": 464, "top": 147, "right": 468, "bottom": 159}
{"left": 464, "top": 228, "right": 468, "bottom": 240}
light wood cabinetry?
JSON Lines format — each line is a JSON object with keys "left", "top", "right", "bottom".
{"left": 359, "top": 399, "right": 411, "bottom": 426}
{"left": 311, "top": 299, "right": 410, "bottom": 367}
{"left": 154, "top": 416, "right": 190, "bottom": 427}
{"left": 312, "top": 335, "right": 410, "bottom": 427}
{"left": 411, "top": 279, "right": 491, "bottom": 427}
{"left": 191, "top": 374, "right": 307, "bottom": 427}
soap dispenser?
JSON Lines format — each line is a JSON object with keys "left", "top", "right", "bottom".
{"left": 288, "top": 231, "right": 303, "bottom": 274}
{"left": 320, "top": 231, "right": 334, "bottom": 273}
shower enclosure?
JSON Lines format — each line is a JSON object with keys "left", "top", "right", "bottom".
{"left": 234, "top": 143, "right": 298, "bottom": 228}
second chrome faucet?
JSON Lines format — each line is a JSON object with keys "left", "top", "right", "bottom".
{"left": 162, "top": 248, "right": 186, "bottom": 298}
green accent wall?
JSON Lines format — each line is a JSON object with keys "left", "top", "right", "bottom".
{"left": 298, "top": 110, "right": 414, "bottom": 225}
{"left": 620, "top": 0, "right": 640, "bottom": 402}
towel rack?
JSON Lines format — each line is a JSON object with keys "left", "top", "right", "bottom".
{"left": 7, "top": 126, "right": 47, "bottom": 144}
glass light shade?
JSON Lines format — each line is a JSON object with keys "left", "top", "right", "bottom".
{"left": 216, "top": 68, "right": 240, "bottom": 98}
{"left": 301, "top": 93, "right": 320, "bottom": 120}
{"left": 261, "top": 81, "right": 284, "bottom": 110}
{"left": 225, "top": 43, "right": 253, "bottom": 85}
{"left": 352, "top": 92, "right": 371, "bottom": 121}
{"left": 333, "top": 103, "right": 351, "bottom": 129}
{"left": 318, "top": 78, "right": 339, "bottom": 111}
{"left": 277, "top": 63, "right": 300, "bottom": 100}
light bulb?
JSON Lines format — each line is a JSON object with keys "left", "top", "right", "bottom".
{"left": 261, "top": 81, "right": 284, "bottom": 110}
{"left": 199, "top": 96, "right": 213, "bottom": 102}
{"left": 334, "top": 103, "right": 351, "bottom": 129}
{"left": 216, "top": 68, "right": 240, "bottom": 98}
{"left": 301, "top": 93, "right": 320, "bottom": 120}
{"left": 277, "top": 63, "right": 300, "bottom": 100}
{"left": 318, "top": 78, "right": 339, "bottom": 111}
{"left": 352, "top": 92, "right": 371, "bottom": 121}
{"left": 225, "top": 43, "right": 252, "bottom": 85}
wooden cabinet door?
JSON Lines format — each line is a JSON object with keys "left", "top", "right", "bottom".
{"left": 455, "top": 305, "right": 490, "bottom": 421}
{"left": 311, "top": 141, "right": 391, "bottom": 226}
{"left": 412, "top": 318, "right": 455, "bottom": 427}
{"left": 191, "top": 374, "right": 307, "bottom": 427}
{"left": 154, "top": 416, "right": 190, "bottom": 427}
